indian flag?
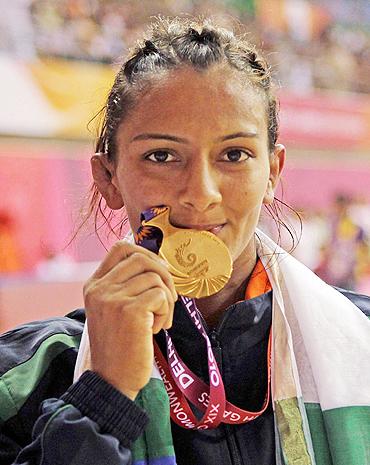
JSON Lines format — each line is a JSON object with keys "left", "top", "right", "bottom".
{"left": 258, "top": 230, "right": 370, "bottom": 465}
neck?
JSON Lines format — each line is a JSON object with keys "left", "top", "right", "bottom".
{"left": 195, "top": 239, "right": 257, "bottom": 328}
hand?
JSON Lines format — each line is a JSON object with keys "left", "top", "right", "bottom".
{"left": 83, "top": 241, "right": 177, "bottom": 400}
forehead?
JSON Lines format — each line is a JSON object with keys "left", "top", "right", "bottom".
{"left": 117, "top": 66, "right": 268, "bottom": 143}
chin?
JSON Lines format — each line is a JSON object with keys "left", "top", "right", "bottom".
{"left": 227, "top": 233, "right": 256, "bottom": 263}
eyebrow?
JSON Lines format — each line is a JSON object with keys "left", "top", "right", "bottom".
{"left": 131, "top": 131, "right": 258, "bottom": 144}
{"left": 217, "top": 131, "right": 258, "bottom": 142}
{"left": 131, "top": 133, "right": 189, "bottom": 143}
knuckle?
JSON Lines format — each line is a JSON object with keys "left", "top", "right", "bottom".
{"left": 129, "top": 251, "right": 141, "bottom": 261}
{"left": 84, "top": 290, "right": 95, "bottom": 309}
{"left": 125, "top": 295, "right": 137, "bottom": 309}
{"left": 112, "top": 239, "right": 130, "bottom": 250}
{"left": 154, "top": 287, "right": 167, "bottom": 302}
{"left": 83, "top": 280, "right": 109, "bottom": 308}
{"left": 129, "top": 251, "right": 143, "bottom": 262}
{"left": 83, "top": 279, "right": 96, "bottom": 302}
{"left": 82, "top": 279, "right": 91, "bottom": 297}
{"left": 130, "top": 252, "right": 151, "bottom": 270}
{"left": 111, "top": 239, "right": 135, "bottom": 256}
{"left": 164, "top": 318, "right": 173, "bottom": 330}
{"left": 146, "top": 271, "right": 162, "bottom": 286}
{"left": 84, "top": 287, "right": 99, "bottom": 309}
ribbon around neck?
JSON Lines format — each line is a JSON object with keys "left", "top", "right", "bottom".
{"left": 135, "top": 206, "right": 271, "bottom": 429}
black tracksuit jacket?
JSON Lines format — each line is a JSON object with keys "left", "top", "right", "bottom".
{"left": 0, "top": 288, "right": 369, "bottom": 465}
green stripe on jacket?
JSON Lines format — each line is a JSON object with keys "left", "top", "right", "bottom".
{"left": 0, "top": 333, "right": 81, "bottom": 424}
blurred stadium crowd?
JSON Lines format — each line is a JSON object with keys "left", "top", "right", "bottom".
{"left": 0, "top": 0, "right": 369, "bottom": 299}
{"left": 263, "top": 194, "right": 370, "bottom": 294}
{"left": 1, "top": 0, "right": 369, "bottom": 93}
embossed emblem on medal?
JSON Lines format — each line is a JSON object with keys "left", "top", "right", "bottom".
{"left": 142, "top": 208, "right": 233, "bottom": 298}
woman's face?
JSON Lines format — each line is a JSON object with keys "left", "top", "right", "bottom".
{"left": 98, "top": 66, "right": 284, "bottom": 264}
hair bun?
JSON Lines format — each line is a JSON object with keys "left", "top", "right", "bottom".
{"left": 143, "top": 40, "right": 158, "bottom": 55}
{"left": 247, "top": 51, "right": 265, "bottom": 74}
{"left": 188, "top": 27, "right": 217, "bottom": 45}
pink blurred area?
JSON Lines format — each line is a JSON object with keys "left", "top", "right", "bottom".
{"left": 1, "top": 90, "right": 369, "bottom": 274}
{"left": 283, "top": 160, "right": 370, "bottom": 208}
{"left": 1, "top": 145, "right": 369, "bottom": 274}
{"left": 0, "top": 141, "right": 104, "bottom": 333}
{"left": 1, "top": 95, "right": 370, "bottom": 333}
{"left": 0, "top": 144, "right": 98, "bottom": 271}
{"left": 0, "top": 280, "right": 85, "bottom": 333}
{"left": 1, "top": 0, "right": 369, "bottom": 335}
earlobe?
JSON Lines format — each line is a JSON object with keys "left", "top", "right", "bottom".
{"left": 263, "top": 144, "right": 286, "bottom": 205}
{"left": 90, "top": 154, "right": 124, "bottom": 210}
{"left": 263, "top": 179, "right": 275, "bottom": 205}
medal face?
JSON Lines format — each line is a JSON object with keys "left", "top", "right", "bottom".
{"left": 142, "top": 208, "right": 233, "bottom": 298}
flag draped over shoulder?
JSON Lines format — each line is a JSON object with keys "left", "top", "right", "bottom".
{"left": 75, "top": 230, "right": 370, "bottom": 465}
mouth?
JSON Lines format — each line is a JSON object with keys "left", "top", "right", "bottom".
{"left": 172, "top": 222, "right": 226, "bottom": 235}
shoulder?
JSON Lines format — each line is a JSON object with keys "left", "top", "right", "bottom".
{"left": 0, "top": 309, "right": 85, "bottom": 376}
{"left": 335, "top": 287, "right": 370, "bottom": 318}
{"left": 0, "top": 309, "right": 85, "bottom": 428}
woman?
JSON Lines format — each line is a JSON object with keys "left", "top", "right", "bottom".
{"left": 0, "top": 17, "right": 369, "bottom": 465}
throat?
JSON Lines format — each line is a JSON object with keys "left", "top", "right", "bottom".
{"left": 195, "top": 278, "right": 248, "bottom": 328}
{"left": 194, "top": 241, "right": 258, "bottom": 328}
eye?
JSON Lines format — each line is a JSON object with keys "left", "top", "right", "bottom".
{"left": 145, "top": 150, "right": 177, "bottom": 163}
{"left": 222, "top": 149, "right": 251, "bottom": 162}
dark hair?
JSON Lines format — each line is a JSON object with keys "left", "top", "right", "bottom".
{"left": 96, "top": 17, "right": 278, "bottom": 161}
{"left": 78, "top": 16, "right": 300, "bottom": 250}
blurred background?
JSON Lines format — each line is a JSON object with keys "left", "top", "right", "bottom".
{"left": 1, "top": 0, "right": 369, "bottom": 332}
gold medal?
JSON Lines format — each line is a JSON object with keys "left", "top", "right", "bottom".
{"left": 142, "top": 208, "right": 233, "bottom": 298}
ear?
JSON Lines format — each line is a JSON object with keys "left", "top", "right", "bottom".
{"left": 263, "top": 144, "right": 286, "bottom": 205}
{"left": 90, "top": 154, "right": 124, "bottom": 209}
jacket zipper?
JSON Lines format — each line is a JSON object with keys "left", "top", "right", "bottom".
{"left": 208, "top": 314, "right": 243, "bottom": 465}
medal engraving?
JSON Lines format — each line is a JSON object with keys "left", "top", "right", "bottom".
{"left": 142, "top": 208, "right": 233, "bottom": 298}
{"left": 175, "top": 239, "right": 196, "bottom": 268}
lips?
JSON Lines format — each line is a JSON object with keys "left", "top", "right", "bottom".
{"left": 172, "top": 222, "right": 226, "bottom": 234}
{"left": 206, "top": 225, "right": 224, "bottom": 234}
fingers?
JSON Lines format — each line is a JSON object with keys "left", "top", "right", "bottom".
{"left": 118, "top": 272, "right": 175, "bottom": 330}
{"left": 86, "top": 240, "right": 176, "bottom": 335}
{"left": 92, "top": 240, "right": 163, "bottom": 279}
{"left": 84, "top": 240, "right": 176, "bottom": 396}
{"left": 129, "top": 287, "right": 174, "bottom": 333}
{"left": 103, "top": 253, "right": 177, "bottom": 301}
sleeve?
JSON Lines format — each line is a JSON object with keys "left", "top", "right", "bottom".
{"left": 2, "top": 371, "right": 149, "bottom": 465}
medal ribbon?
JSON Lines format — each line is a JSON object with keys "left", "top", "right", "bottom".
{"left": 136, "top": 207, "right": 272, "bottom": 430}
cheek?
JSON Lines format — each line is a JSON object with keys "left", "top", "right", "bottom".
{"left": 232, "top": 172, "right": 269, "bottom": 209}
{"left": 117, "top": 169, "right": 175, "bottom": 230}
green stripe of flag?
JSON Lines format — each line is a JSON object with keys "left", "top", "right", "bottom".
{"left": 132, "top": 378, "right": 175, "bottom": 462}
{"left": 323, "top": 406, "right": 370, "bottom": 465}
{"left": 305, "top": 403, "right": 333, "bottom": 465}
{"left": 306, "top": 403, "right": 370, "bottom": 465}
{"left": 0, "top": 333, "right": 81, "bottom": 424}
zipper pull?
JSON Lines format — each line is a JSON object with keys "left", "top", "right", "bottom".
{"left": 209, "top": 330, "right": 223, "bottom": 373}
{"left": 209, "top": 330, "right": 220, "bottom": 347}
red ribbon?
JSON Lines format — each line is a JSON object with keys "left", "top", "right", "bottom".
{"left": 153, "top": 261, "right": 272, "bottom": 430}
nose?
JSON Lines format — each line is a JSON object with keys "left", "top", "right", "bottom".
{"left": 178, "top": 158, "right": 222, "bottom": 212}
